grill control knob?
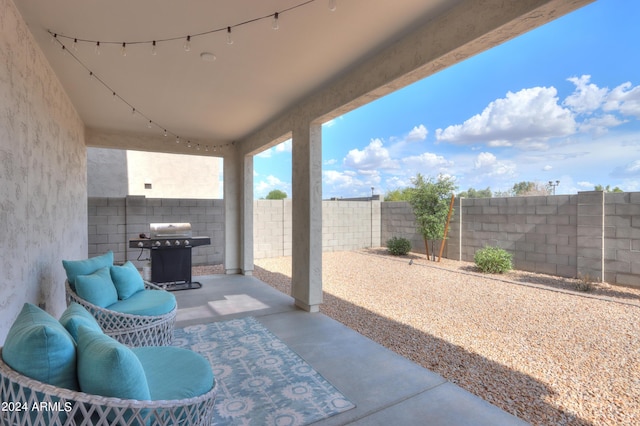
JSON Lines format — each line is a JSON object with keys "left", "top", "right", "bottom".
{"left": 184, "top": 240, "right": 190, "bottom": 246}
{"left": 165, "top": 240, "right": 171, "bottom": 246}
{"left": 138, "top": 242, "right": 144, "bottom": 248}
{"left": 174, "top": 240, "right": 181, "bottom": 246}
{"left": 154, "top": 241, "right": 161, "bottom": 247}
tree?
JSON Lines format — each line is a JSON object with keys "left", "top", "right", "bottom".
{"left": 594, "top": 184, "right": 623, "bottom": 193}
{"left": 510, "top": 181, "right": 550, "bottom": 196}
{"left": 458, "top": 187, "right": 492, "bottom": 198}
{"left": 407, "top": 174, "right": 457, "bottom": 260}
{"left": 384, "top": 187, "right": 412, "bottom": 201}
{"left": 265, "top": 189, "right": 287, "bottom": 200}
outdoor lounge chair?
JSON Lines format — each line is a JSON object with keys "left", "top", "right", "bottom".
{"left": 0, "top": 303, "right": 216, "bottom": 426}
{"left": 63, "top": 251, "right": 176, "bottom": 347}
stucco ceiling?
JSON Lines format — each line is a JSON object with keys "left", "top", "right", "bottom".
{"left": 14, "top": 0, "right": 465, "bottom": 147}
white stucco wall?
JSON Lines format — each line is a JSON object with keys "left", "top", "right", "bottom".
{"left": 0, "top": 0, "right": 87, "bottom": 343}
{"left": 87, "top": 147, "right": 221, "bottom": 199}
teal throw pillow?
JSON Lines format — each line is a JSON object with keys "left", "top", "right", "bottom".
{"left": 2, "top": 303, "right": 78, "bottom": 390}
{"left": 75, "top": 266, "right": 118, "bottom": 308}
{"left": 59, "top": 302, "right": 103, "bottom": 342}
{"left": 76, "top": 326, "right": 151, "bottom": 401}
{"left": 62, "top": 251, "right": 114, "bottom": 286}
{"left": 110, "top": 261, "right": 145, "bottom": 299}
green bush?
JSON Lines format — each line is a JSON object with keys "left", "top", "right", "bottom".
{"left": 474, "top": 246, "right": 512, "bottom": 273}
{"left": 386, "top": 237, "right": 411, "bottom": 256}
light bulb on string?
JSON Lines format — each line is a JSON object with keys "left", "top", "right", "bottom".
{"left": 147, "top": 120, "right": 152, "bottom": 129}
{"left": 88, "top": 71, "right": 93, "bottom": 80}
{"left": 112, "top": 92, "right": 117, "bottom": 101}
{"left": 328, "top": 0, "right": 337, "bottom": 12}
{"left": 184, "top": 36, "right": 191, "bottom": 52}
{"left": 196, "top": 144, "right": 200, "bottom": 151}
{"left": 187, "top": 141, "right": 192, "bottom": 148}
{"left": 164, "top": 129, "right": 168, "bottom": 137}
{"left": 151, "top": 41, "right": 157, "bottom": 56}
{"left": 226, "top": 27, "right": 233, "bottom": 45}
{"left": 50, "top": 33, "right": 57, "bottom": 44}
{"left": 131, "top": 107, "right": 136, "bottom": 116}
{"left": 176, "top": 136, "right": 180, "bottom": 144}
{"left": 272, "top": 13, "right": 279, "bottom": 30}
{"left": 73, "top": 38, "right": 78, "bottom": 51}
{"left": 121, "top": 42, "right": 127, "bottom": 57}
{"left": 61, "top": 45, "right": 67, "bottom": 55}
{"left": 95, "top": 41, "right": 101, "bottom": 55}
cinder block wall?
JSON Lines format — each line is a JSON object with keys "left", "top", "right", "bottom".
{"left": 382, "top": 192, "right": 640, "bottom": 287}
{"left": 253, "top": 199, "right": 381, "bottom": 257}
{"left": 88, "top": 196, "right": 224, "bottom": 268}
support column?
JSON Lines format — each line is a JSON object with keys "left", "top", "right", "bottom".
{"left": 291, "top": 122, "right": 323, "bottom": 312}
{"left": 241, "top": 155, "right": 254, "bottom": 275}
{"left": 223, "top": 147, "right": 241, "bottom": 274}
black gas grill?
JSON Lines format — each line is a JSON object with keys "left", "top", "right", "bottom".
{"left": 129, "top": 223, "right": 210, "bottom": 291}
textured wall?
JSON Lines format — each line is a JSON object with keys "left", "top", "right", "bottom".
{"left": 88, "top": 196, "right": 225, "bottom": 268}
{"left": 253, "top": 199, "right": 381, "bottom": 258}
{"left": 0, "top": 0, "right": 87, "bottom": 343}
{"left": 382, "top": 194, "right": 640, "bottom": 287}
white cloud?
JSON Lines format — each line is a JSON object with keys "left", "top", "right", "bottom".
{"left": 406, "top": 124, "right": 428, "bottom": 142}
{"left": 579, "top": 113, "right": 625, "bottom": 135}
{"left": 610, "top": 160, "right": 640, "bottom": 178}
{"left": 542, "top": 165, "right": 553, "bottom": 171}
{"left": 564, "top": 75, "right": 608, "bottom": 114}
{"left": 472, "top": 152, "right": 517, "bottom": 177}
{"left": 577, "top": 181, "right": 594, "bottom": 188}
{"left": 275, "top": 139, "right": 292, "bottom": 153}
{"left": 343, "top": 138, "right": 399, "bottom": 171}
{"left": 604, "top": 81, "right": 640, "bottom": 118}
{"left": 436, "top": 86, "right": 576, "bottom": 148}
{"left": 255, "top": 175, "right": 290, "bottom": 197}
{"left": 401, "top": 152, "right": 452, "bottom": 172}
{"left": 324, "top": 158, "right": 337, "bottom": 166}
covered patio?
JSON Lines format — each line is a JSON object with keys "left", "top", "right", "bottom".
{"left": 174, "top": 272, "right": 527, "bottom": 425}
{"left": 1, "top": 0, "right": 593, "bottom": 423}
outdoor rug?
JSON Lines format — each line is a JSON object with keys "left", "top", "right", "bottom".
{"left": 173, "top": 317, "right": 355, "bottom": 425}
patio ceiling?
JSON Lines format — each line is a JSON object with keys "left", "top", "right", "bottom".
{"left": 14, "top": 0, "right": 464, "bottom": 151}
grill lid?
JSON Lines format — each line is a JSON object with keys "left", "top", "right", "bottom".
{"left": 150, "top": 223, "right": 192, "bottom": 238}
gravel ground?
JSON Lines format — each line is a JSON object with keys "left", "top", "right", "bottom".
{"left": 194, "top": 250, "right": 640, "bottom": 425}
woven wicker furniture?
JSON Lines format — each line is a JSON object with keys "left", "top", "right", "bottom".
{"left": 0, "top": 348, "right": 217, "bottom": 426}
{"left": 65, "top": 280, "right": 176, "bottom": 347}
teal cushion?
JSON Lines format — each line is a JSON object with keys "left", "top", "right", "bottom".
{"left": 59, "top": 302, "right": 102, "bottom": 342}
{"left": 109, "top": 289, "right": 176, "bottom": 316}
{"left": 133, "top": 346, "right": 214, "bottom": 400}
{"left": 75, "top": 266, "right": 118, "bottom": 308}
{"left": 111, "top": 261, "right": 145, "bottom": 300}
{"left": 62, "top": 251, "right": 114, "bottom": 286}
{"left": 76, "top": 326, "right": 151, "bottom": 400}
{"left": 2, "top": 303, "right": 78, "bottom": 390}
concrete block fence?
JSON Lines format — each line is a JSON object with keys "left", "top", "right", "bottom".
{"left": 382, "top": 191, "right": 639, "bottom": 287}
{"left": 89, "top": 192, "right": 639, "bottom": 287}
{"left": 88, "top": 196, "right": 225, "bottom": 269}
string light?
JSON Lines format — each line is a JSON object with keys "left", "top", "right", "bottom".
{"left": 226, "top": 27, "right": 233, "bottom": 45}
{"left": 46, "top": 0, "right": 334, "bottom": 154}
{"left": 47, "top": 0, "right": 327, "bottom": 53}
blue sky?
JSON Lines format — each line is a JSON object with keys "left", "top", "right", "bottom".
{"left": 254, "top": 0, "right": 640, "bottom": 199}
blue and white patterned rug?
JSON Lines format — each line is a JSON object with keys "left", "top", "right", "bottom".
{"left": 173, "top": 317, "right": 355, "bottom": 425}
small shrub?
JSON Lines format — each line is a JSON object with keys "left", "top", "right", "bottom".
{"left": 474, "top": 246, "right": 512, "bottom": 274}
{"left": 575, "top": 274, "right": 595, "bottom": 292}
{"left": 387, "top": 237, "right": 411, "bottom": 256}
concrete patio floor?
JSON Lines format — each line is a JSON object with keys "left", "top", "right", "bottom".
{"left": 174, "top": 273, "right": 529, "bottom": 425}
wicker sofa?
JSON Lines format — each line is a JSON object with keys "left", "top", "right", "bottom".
{"left": 0, "top": 303, "right": 216, "bottom": 426}
{"left": 62, "top": 251, "right": 176, "bottom": 347}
